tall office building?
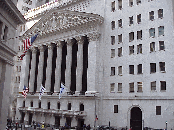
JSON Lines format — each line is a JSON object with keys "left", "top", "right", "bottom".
{"left": 15, "top": 0, "right": 174, "bottom": 129}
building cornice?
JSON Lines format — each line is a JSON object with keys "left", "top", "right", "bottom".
{"left": 24, "top": 0, "right": 87, "bottom": 20}
{"left": 0, "top": 0, "right": 26, "bottom": 25}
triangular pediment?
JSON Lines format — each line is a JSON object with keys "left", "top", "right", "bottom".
{"left": 22, "top": 8, "right": 104, "bottom": 40}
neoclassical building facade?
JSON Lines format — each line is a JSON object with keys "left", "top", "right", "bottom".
{"left": 15, "top": 0, "right": 174, "bottom": 129}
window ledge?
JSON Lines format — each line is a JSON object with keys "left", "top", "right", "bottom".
{"left": 151, "top": 90, "right": 157, "bottom": 92}
{"left": 118, "top": 74, "right": 123, "bottom": 76}
{"left": 118, "top": 42, "right": 123, "bottom": 44}
{"left": 137, "top": 73, "right": 143, "bottom": 75}
{"left": 138, "top": 22, "right": 141, "bottom": 24}
{"left": 137, "top": 91, "right": 143, "bottom": 93}
{"left": 150, "top": 72, "right": 156, "bottom": 74}
{"left": 159, "top": 49, "right": 165, "bottom": 51}
{"left": 160, "top": 90, "right": 166, "bottom": 92}
{"left": 110, "top": 75, "right": 115, "bottom": 76}
{"left": 129, "top": 91, "right": 134, "bottom": 93}
{"left": 117, "top": 91, "right": 122, "bottom": 93}
{"left": 158, "top": 17, "right": 163, "bottom": 19}
{"left": 110, "top": 92, "right": 115, "bottom": 93}
{"left": 160, "top": 71, "right": 166, "bottom": 73}
{"left": 158, "top": 34, "right": 164, "bottom": 37}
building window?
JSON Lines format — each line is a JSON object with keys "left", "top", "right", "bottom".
{"left": 136, "top": 0, "right": 141, "bottom": 4}
{"left": 80, "top": 103, "right": 84, "bottom": 111}
{"left": 114, "top": 105, "right": 118, "bottom": 113}
{"left": 18, "top": 76, "right": 20, "bottom": 83}
{"left": 129, "top": 16, "right": 133, "bottom": 25}
{"left": 118, "top": 47, "right": 122, "bottom": 57}
{"left": 111, "top": 49, "right": 115, "bottom": 58}
{"left": 160, "top": 81, "right": 166, "bottom": 91}
{"left": 47, "top": 102, "right": 50, "bottom": 109}
{"left": 110, "top": 83, "right": 115, "bottom": 92}
{"left": 137, "top": 44, "right": 142, "bottom": 54}
{"left": 150, "top": 63, "right": 156, "bottom": 73}
{"left": 129, "top": 65, "right": 134, "bottom": 74}
{"left": 149, "top": 11, "right": 154, "bottom": 20}
{"left": 118, "top": 34, "right": 122, "bottom": 43}
{"left": 68, "top": 103, "right": 71, "bottom": 110}
{"left": 129, "top": 83, "right": 134, "bottom": 92}
{"left": 156, "top": 106, "right": 161, "bottom": 115}
{"left": 18, "top": 46, "right": 20, "bottom": 51}
{"left": 158, "top": 9, "right": 163, "bottom": 18}
{"left": 137, "top": 30, "right": 142, "bottom": 40}
{"left": 159, "top": 62, "right": 165, "bottom": 72}
{"left": 111, "top": 36, "right": 115, "bottom": 45}
{"left": 111, "top": 67, "right": 115, "bottom": 76}
{"left": 118, "top": 83, "right": 122, "bottom": 92}
{"left": 118, "top": 19, "right": 122, "bottom": 28}
{"left": 111, "top": 1, "right": 115, "bottom": 12}
{"left": 150, "top": 42, "right": 155, "bottom": 52}
{"left": 158, "top": 26, "right": 164, "bottom": 36}
{"left": 111, "top": 21, "right": 115, "bottom": 30}
{"left": 137, "top": 14, "right": 141, "bottom": 23}
{"left": 39, "top": 101, "right": 41, "bottom": 108}
{"left": 57, "top": 102, "right": 60, "bottom": 109}
{"left": 129, "top": 0, "right": 133, "bottom": 6}
{"left": 20, "top": 25, "right": 22, "bottom": 32}
{"left": 129, "top": 32, "right": 134, "bottom": 42}
{"left": 129, "top": 45, "right": 134, "bottom": 55}
{"left": 151, "top": 81, "right": 156, "bottom": 90}
{"left": 137, "top": 82, "right": 142, "bottom": 92}
{"left": 118, "top": 0, "right": 122, "bottom": 10}
{"left": 149, "top": 28, "right": 155, "bottom": 37}
{"left": 19, "top": 66, "right": 21, "bottom": 72}
{"left": 159, "top": 41, "right": 164, "bottom": 50}
{"left": 23, "top": 25, "right": 25, "bottom": 31}
{"left": 137, "top": 64, "right": 142, "bottom": 74}
{"left": 118, "top": 66, "right": 122, "bottom": 75}
{"left": 3, "top": 26, "right": 8, "bottom": 40}
{"left": 30, "top": 101, "right": 33, "bottom": 107}
{"left": 23, "top": 100, "right": 25, "bottom": 107}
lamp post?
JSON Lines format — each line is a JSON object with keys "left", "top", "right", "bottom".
{"left": 94, "top": 94, "right": 96, "bottom": 130}
{"left": 166, "top": 121, "right": 167, "bottom": 130}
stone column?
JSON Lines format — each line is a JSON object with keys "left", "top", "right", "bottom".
{"left": 29, "top": 47, "right": 37, "bottom": 92}
{"left": 54, "top": 41, "right": 64, "bottom": 93}
{"left": 19, "top": 51, "right": 31, "bottom": 92}
{"left": 45, "top": 43, "right": 54, "bottom": 92}
{"left": 76, "top": 36, "right": 85, "bottom": 93}
{"left": 37, "top": 45, "right": 45, "bottom": 92}
{"left": 65, "top": 39, "right": 73, "bottom": 92}
{"left": 87, "top": 33, "right": 100, "bottom": 92}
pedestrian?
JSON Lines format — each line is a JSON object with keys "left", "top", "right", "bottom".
{"left": 42, "top": 121, "right": 44, "bottom": 128}
{"left": 129, "top": 127, "right": 132, "bottom": 130}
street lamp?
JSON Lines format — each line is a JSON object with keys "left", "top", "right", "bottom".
{"left": 165, "top": 121, "right": 167, "bottom": 130}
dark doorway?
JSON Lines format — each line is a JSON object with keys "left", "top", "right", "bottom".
{"left": 20, "top": 112, "right": 25, "bottom": 123}
{"left": 66, "top": 117, "right": 71, "bottom": 127}
{"left": 130, "top": 107, "right": 142, "bottom": 130}
{"left": 78, "top": 119, "right": 84, "bottom": 129}
{"left": 55, "top": 116, "right": 60, "bottom": 128}
{"left": 28, "top": 113, "right": 33, "bottom": 125}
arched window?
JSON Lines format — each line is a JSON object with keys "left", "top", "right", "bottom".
{"left": 68, "top": 103, "right": 71, "bottom": 110}
{"left": 38, "top": 101, "right": 41, "bottom": 108}
{"left": 80, "top": 103, "right": 84, "bottom": 111}
{"left": 57, "top": 102, "right": 60, "bottom": 109}
{"left": 48, "top": 102, "right": 50, "bottom": 109}
{"left": 30, "top": 101, "right": 33, "bottom": 107}
{"left": 23, "top": 100, "right": 25, "bottom": 107}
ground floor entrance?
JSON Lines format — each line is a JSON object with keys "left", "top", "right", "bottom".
{"left": 130, "top": 107, "right": 142, "bottom": 130}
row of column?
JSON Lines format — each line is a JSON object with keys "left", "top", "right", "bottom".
{"left": 20, "top": 33, "right": 100, "bottom": 94}
{"left": 23, "top": 36, "right": 85, "bottom": 93}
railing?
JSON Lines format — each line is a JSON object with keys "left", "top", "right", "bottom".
{"left": 18, "top": 107, "right": 87, "bottom": 117}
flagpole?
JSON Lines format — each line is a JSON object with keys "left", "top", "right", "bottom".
{"left": 94, "top": 94, "right": 96, "bottom": 130}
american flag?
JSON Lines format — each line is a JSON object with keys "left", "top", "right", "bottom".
{"left": 22, "top": 85, "right": 28, "bottom": 98}
{"left": 20, "top": 34, "right": 38, "bottom": 60}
